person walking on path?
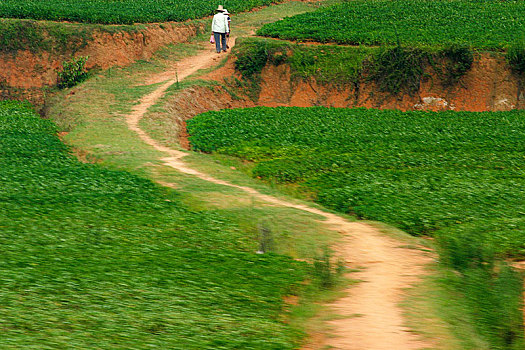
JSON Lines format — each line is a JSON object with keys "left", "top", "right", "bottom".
{"left": 223, "top": 9, "right": 231, "bottom": 49}
{"left": 211, "top": 5, "right": 229, "bottom": 53}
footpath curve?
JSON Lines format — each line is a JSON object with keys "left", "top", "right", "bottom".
{"left": 125, "top": 42, "right": 433, "bottom": 350}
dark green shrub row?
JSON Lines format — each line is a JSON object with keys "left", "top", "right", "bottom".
{"left": 0, "top": 0, "right": 281, "bottom": 25}
{"left": 257, "top": 0, "right": 525, "bottom": 50}
{"left": 0, "top": 101, "right": 307, "bottom": 348}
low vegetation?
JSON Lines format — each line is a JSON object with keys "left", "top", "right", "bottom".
{"left": 234, "top": 37, "right": 372, "bottom": 84}
{"left": 507, "top": 40, "right": 525, "bottom": 76}
{"left": 0, "top": 101, "right": 310, "bottom": 348}
{"left": 188, "top": 105, "right": 525, "bottom": 348}
{"left": 257, "top": 0, "right": 525, "bottom": 50}
{"left": 57, "top": 56, "right": 89, "bottom": 89}
{"left": 0, "top": 0, "right": 282, "bottom": 25}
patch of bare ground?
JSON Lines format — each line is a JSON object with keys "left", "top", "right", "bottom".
{"left": 124, "top": 37, "right": 435, "bottom": 350}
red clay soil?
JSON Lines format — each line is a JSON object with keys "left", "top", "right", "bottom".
{"left": 254, "top": 54, "right": 525, "bottom": 112}
{"left": 0, "top": 22, "right": 205, "bottom": 104}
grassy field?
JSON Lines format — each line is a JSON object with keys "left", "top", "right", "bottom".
{"left": 257, "top": 0, "right": 525, "bottom": 49}
{"left": 0, "top": 0, "right": 283, "bottom": 24}
{"left": 0, "top": 100, "right": 320, "bottom": 349}
{"left": 187, "top": 106, "right": 525, "bottom": 348}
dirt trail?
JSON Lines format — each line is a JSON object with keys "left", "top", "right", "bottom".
{"left": 125, "top": 40, "right": 433, "bottom": 350}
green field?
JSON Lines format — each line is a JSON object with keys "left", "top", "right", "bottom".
{"left": 188, "top": 106, "right": 525, "bottom": 348}
{"left": 257, "top": 0, "right": 525, "bottom": 49}
{"left": 188, "top": 106, "right": 525, "bottom": 257}
{"left": 0, "top": 101, "right": 308, "bottom": 349}
{"left": 0, "top": 0, "right": 280, "bottom": 24}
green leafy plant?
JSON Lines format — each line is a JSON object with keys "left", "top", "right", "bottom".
{"left": 233, "top": 39, "right": 289, "bottom": 101}
{"left": 462, "top": 265, "right": 524, "bottom": 350}
{"left": 0, "top": 0, "right": 285, "bottom": 24}
{"left": 366, "top": 45, "right": 427, "bottom": 95}
{"left": 234, "top": 40, "right": 272, "bottom": 80}
{"left": 436, "top": 230, "right": 494, "bottom": 272}
{"left": 440, "top": 43, "right": 474, "bottom": 86}
{"left": 57, "top": 56, "right": 89, "bottom": 89}
{"left": 507, "top": 40, "right": 525, "bottom": 76}
{"left": 312, "top": 248, "right": 344, "bottom": 289}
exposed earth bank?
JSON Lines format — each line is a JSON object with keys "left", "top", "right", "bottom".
{"left": 258, "top": 54, "right": 525, "bottom": 111}
{"left": 0, "top": 21, "right": 205, "bottom": 104}
{"left": 234, "top": 53, "right": 525, "bottom": 112}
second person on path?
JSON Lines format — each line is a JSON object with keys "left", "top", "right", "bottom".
{"left": 211, "top": 5, "right": 229, "bottom": 53}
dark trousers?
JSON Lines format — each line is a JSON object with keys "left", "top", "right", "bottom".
{"left": 213, "top": 32, "right": 227, "bottom": 53}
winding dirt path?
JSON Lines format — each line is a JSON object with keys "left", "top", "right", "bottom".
{"left": 125, "top": 42, "right": 433, "bottom": 350}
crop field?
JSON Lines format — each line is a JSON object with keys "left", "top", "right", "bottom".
{"left": 257, "top": 0, "right": 525, "bottom": 49}
{"left": 0, "top": 0, "right": 279, "bottom": 24}
{"left": 188, "top": 106, "right": 525, "bottom": 347}
{"left": 188, "top": 107, "right": 525, "bottom": 257}
{"left": 0, "top": 101, "right": 307, "bottom": 348}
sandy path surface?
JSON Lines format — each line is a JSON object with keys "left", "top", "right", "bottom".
{"left": 125, "top": 41, "right": 433, "bottom": 350}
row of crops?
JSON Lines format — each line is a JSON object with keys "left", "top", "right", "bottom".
{"left": 188, "top": 106, "right": 525, "bottom": 254}
{"left": 188, "top": 106, "right": 525, "bottom": 348}
{"left": 0, "top": 101, "right": 306, "bottom": 348}
{"left": 0, "top": 0, "right": 278, "bottom": 24}
{"left": 257, "top": 0, "right": 525, "bottom": 49}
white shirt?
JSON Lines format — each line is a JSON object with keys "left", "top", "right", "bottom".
{"left": 212, "top": 12, "right": 229, "bottom": 33}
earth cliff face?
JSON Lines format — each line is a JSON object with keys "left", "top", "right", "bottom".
{"left": 0, "top": 22, "right": 205, "bottom": 104}
{"left": 255, "top": 53, "right": 525, "bottom": 112}
{"left": 3, "top": 26, "right": 524, "bottom": 112}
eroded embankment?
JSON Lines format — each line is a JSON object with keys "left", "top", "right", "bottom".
{"left": 0, "top": 20, "right": 205, "bottom": 104}
{"left": 202, "top": 39, "right": 525, "bottom": 113}
{"left": 256, "top": 53, "right": 525, "bottom": 111}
